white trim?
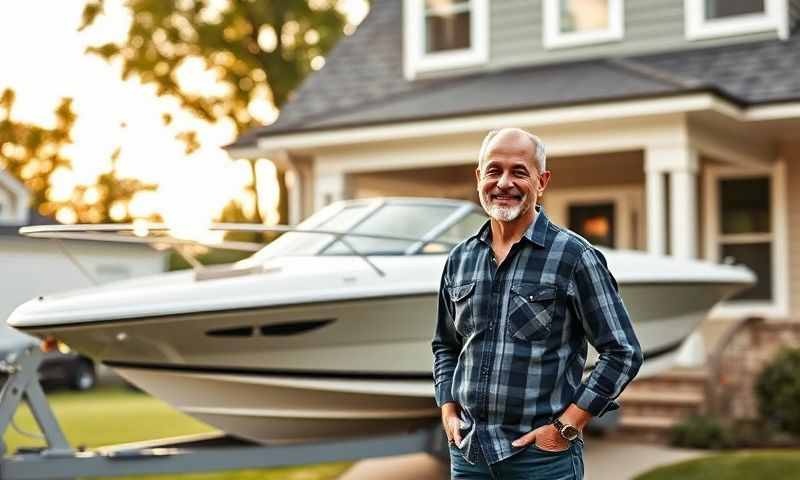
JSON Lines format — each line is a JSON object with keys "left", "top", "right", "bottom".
{"left": 403, "top": 0, "right": 489, "bottom": 80}
{"left": 685, "top": 0, "right": 787, "bottom": 41}
{"left": 543, "top": 0, "right": 624, "bottom": 49}
{"left": 704, "top": 161, "right": 790, "bottom": 320}
{"left": 256, "top": 93, "right": 800, "bottom": 153}
{"left": 258, "top": 94, "right": 724, "bottom": 152}
{"left": 545, "top": 185, "right": 643, "bottom": 250}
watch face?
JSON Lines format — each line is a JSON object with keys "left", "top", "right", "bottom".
{"left": 562, "top": 425, "right": 579, "bottom": 441}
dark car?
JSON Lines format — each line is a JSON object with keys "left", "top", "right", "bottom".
{"left": 39, "top": 347, "right": 97, "bottom": 391}
{"left": 1, "top": 325, "right": 97, "bottom": 391}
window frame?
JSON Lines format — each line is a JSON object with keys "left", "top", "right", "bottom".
{"left": 704, "top": 161, "right": 790, "bottom": 319}
{"left": 542, "top": 0, "right": 625, "bottom": 50}
{"left": 403, "top": 0, "right": 489, "bottom": 80}
{"left": 684, "top": 0, "right": 789, "bottom": 41}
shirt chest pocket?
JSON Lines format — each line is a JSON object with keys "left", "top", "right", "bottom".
{"left": 507, "top": 284, "right": 558, "bottom": 342}
{"left": 447, "top": 281, "right": 476, "bottom": 336}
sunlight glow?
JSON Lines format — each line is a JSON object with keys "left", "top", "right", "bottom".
{"left": 0, "top": 0, "right": 370, "bottom": 240}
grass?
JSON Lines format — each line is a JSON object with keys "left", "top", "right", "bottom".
{"left": 635, "top": 449, "right": 800, "bottom": 480}
{"left": 3, "top": 385, "right": 353, "bottom": 479}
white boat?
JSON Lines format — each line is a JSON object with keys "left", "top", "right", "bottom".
{"left": 7, "top": 198, "right": 754, "bottom": 444}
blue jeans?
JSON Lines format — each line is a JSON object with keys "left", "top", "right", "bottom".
{"left": 449, "top": 438, "right": 584, "bottom": 479}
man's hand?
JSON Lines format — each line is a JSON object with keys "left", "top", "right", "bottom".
{"left": 511, "top": 423, "right": 569, "bottom": 452}
{"left": 441, "top": 402, "right": 464, "bottom": 448}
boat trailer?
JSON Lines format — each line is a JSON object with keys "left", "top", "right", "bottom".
{"left": 0, "top": 331, "right": 447, "bottom": 479}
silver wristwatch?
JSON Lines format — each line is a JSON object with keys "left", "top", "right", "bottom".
{"left": 553, "top": 418, "right": 580, "bottom": 441}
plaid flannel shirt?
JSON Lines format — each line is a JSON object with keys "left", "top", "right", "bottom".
{"left": 432, "top": 204, "right": 643, "bottom": 464}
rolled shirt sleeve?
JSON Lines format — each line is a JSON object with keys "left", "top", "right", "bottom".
{"left": 431, "top": 263, "right": 462, "bottom": 407}
{"left": 569, "top": 247, "right": 644, "bottom": 417}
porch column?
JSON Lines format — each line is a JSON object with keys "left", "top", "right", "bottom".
{"left": 669, "top": 158, "right": 699, "bottom": 259}
{"left": 646, "top": 144, "right": 699, "bottom": 258}
{"left": 644, "top": 151, "right": 668, "bottom": 256}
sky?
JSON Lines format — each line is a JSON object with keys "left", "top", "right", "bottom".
{"left": 0, "top": 0, "right": 368, "bottom": 239}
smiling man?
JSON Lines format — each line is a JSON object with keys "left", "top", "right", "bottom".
{"left": 432, "top": 128, "right": 643, "bottom": 479}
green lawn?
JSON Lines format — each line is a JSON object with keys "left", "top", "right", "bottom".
{"left": 3, "top": 385, "right": 352, "bottom": 479}
{"left": 635, "top": 449, "right": 800, "bottom": 480}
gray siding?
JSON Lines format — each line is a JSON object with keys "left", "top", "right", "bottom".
{"left": 487, "top": 0, "right": 783, "bottom": 71}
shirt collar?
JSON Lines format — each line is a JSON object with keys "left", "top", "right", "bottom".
{"left": 476, "top": 204, "right": 549, "bottom": 248}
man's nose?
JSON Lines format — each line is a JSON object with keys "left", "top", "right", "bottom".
{"left": 497, "top": 170, "right": 513, "bottom": 189}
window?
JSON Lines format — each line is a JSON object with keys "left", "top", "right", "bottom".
{"left": 425, "top": 0, "right": 471, "bottom": 53}
{"left": 717, "top": 177, "right": 772, "bottom": 301}
{"left": 685, "top": 0, "right": 787, "bottom": 40}
{"left": 404, "top": 0, "right": 488, "bottom": 79}
{"left": 704, "top": 163, "right": 789, "bottom": 318}
{"left": 569, "top": 203, "right": 616, "bottom": 248}
{"left": 543, "top": 0, "right": 624, "bottom": 49}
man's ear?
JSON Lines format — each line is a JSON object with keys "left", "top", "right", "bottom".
{"left": 475, "top": 167, "right": 482, "bottom": 184}
{"left": 539, "top": 171, "right": 552, "bottom": 195}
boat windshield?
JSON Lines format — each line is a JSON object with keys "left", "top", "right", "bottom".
{"left": 251, "top": 201, "right": 487, "bottom": 258}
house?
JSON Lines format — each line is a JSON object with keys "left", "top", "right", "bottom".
{"left": 227, "top": 0, "right": 800, "bottom": 435}
{"left": 0, "top": 170, "right": 168, "bottom": 321}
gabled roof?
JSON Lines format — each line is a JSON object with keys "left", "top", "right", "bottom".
{"left": 230, "top": 0, "right": 800, "bottom": 148}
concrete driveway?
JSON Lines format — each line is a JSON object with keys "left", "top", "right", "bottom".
{"left": 339, "top": 438, "right": 708, "bottom": 480}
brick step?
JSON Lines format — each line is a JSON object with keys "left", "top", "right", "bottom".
{"left": 606, "top": 416, "right": 680, "bottom": 444}
{"left": 619, "top": 403, "right": 704, "bottom": 420}
{"left": 619, "top": 415, "right": 678, "bottom": 430}
{"left": 625, "top": 369, "right": 709, "bottom": 395}
{"left": 620, "top": 390, "right": 705, "bottom": 405}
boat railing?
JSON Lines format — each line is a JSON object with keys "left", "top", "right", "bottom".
{"left": 19, "top": 224, "right": 458, "bottom": 278}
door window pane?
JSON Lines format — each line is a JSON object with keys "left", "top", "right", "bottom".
{"left": 721, "top": 242, "right": 772, "bottom": 301}
{"left": 719, "top": 177, "right": 770, "bottom": 235}
{"left": 425, "top": 0, "right": 471, "bottom": 53}
{"left": 568, "top": 203, "right": 615, "bottom": 248}
{"left": 705, "top": 0, "right": 765, "bottom": 19}
{"left": 560, "top": 0, "right": 610, "bottom": 34}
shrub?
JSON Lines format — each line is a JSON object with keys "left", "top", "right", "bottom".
{"left": 669, "top": 414, "right": 735, "bottom": 449}
{"left": 754, "top": 347, "right": 800, "bottom": 436}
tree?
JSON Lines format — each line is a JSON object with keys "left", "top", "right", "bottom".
{"left": 0, "top": 87, "right": 158, "bottom": 224}
{"left": 79, "top": 0, "right": 355, "bottom": 223}
{"left": 0, "top": 88, "right": 74, "bottom": 220}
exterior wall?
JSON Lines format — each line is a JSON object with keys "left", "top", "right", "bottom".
{"left": 0, "top": 238, "right": 167, "bottom": 321}
{"left": 715, "top": 320, "right": 800, "bottom": 420}
{"left": 488, "top": 0, "right": 782, "bottom": 71}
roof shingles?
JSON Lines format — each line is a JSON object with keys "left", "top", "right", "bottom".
{"left": 231, "top": 0, "right": 800, "bottom": 146}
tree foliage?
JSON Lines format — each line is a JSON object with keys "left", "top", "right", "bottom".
{"left": 0, "top": 88, "right": 73, "bottom": 219}
{"left": 0, "top": 87, "right": 157, "bottom": 224}
{"left": 79, "top": 0, "right": 355, "bottom": 225}
{"left": 79, "top": 0, "right": 350, "bottom": 135}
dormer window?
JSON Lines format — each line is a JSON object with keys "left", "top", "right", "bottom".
{"left": 543, "top": 0, "right": 624, "bottom": 49}
{"left": 685, "top": 0, "right": 788, "bottom": 40}
{"left": 404, "top": 0, "right": 489, "bottom": 79}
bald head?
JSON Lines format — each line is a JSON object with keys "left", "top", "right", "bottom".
{"left": 478, "top": 128, "right": 546, "bottom": 174}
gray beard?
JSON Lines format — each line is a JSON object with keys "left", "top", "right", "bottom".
{"left": 479, "top": 191, "right": 531, "bottom": 222}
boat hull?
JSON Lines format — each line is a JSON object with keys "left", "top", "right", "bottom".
{"left": 17, "top": 280, "right": 739, "bottom": 444}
